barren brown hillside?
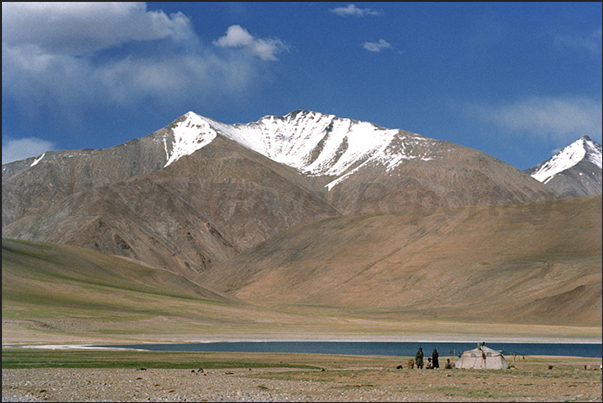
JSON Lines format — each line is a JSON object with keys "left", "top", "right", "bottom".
{"left": 196, "top": 195, "right": 602, "bottom": 327}
{"left": 2, "top": 136, "right": 340, "bottom": 278}
{"left": 323, "top": 138, "right": 556, "bottom": 214}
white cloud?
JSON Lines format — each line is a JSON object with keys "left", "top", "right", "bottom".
{"left": 555, "top": 28, "right": 602, "bottom": 56}
{"left": 1, "top": 2, "right": 194, "bottom": 55}
{"left": 363, "top": 39, "right": 392, "bottom": 52}
{"left": 213, "top": 25, "right": 254, "bottom": 48}
{"left": 330, "top": 4, "right": 383, "bottom": 17}
{"left": 467, "top": 96, "right": 603, "bottom": 144}
{"left": 2, "top": 137, "right": 55, "bottom": 164}
{"left": 2, "top": 3, "right": 287, "bottom": 125}
{"left": 213, "top": 25, "right": 289, "bottom": 61}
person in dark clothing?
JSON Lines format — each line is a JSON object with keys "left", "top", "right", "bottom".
{"left": 432, "top": 348, "right": 439, "bottom": 369}
{"left": 415, "top": 347, "right": 424, "bottom": 369}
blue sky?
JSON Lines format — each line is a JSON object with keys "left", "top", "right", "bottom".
{"left": 2, "top": 2, "right": 602, "bottom": 169}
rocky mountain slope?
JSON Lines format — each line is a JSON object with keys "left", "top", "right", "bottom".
{"left": 195, "top": 195, "right": 602, "bottom": 327}
{"left": 2, "top": 135, "right": 339, "bottom": 278}
{"left": 526, "top": 136, "right": 602, "bottom": 198}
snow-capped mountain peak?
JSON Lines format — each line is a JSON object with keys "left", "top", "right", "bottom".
{"left": 162, "top": 110, "right": 439, "bottom": 189}
{"left": 529, "top": 136, "right": 602, "bottom": 184}
{"left": 163, "top": 111, "right": 218, "bottom": 167}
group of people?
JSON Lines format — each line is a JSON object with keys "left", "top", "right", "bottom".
{"left": 414, "top": 347, "right": 454, "bottom": 369}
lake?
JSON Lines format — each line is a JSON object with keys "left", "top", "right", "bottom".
{"left": 96, "top": 341, "right": 602, "bottom": 358}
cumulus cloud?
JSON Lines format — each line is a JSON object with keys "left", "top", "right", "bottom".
{"left": 1, "top": 2, "right": 194, "bottom": 55}
{"left": 467, "top": 96, "right": 603, "bottom": 144}
{"left": 213, "top": 25, "right": 289, "bottom": 61}
{"left": 2, "top": 137, "right": 55, "bottom": 164}
{"left": 363, "top": 39, "right": 392, "bottom": 52}
{"left": 329, "top": 4, "right": 383, "bottom": 17}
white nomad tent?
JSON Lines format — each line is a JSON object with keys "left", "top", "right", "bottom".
{"left": 455, "top": 344, "right": 509, "bottom": 369}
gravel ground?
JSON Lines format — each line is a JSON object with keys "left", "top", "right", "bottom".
{"left": 3, "top": 363, "right": 602, "bottom": 402}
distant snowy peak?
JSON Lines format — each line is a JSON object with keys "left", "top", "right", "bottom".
{"left": 530, "top": 136, "right": 602, "bottom": 184}
{"left": 163, "top": 110, "right": 440, "bottom": 188}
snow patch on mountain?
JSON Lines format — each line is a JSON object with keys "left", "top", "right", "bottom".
{"left": 219, "top": 111, "right": 400, "bottom": 177}
{"left": 30, "top": 153, "right": 45, "bottom": 167}
{"left": 530, "top": 136, "right": 602, "bottom": 184}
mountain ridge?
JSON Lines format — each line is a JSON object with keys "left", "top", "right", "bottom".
{"left": 159, "top": 110, "right": 557, "bottom": 214}
{"left": 159, "top": 110, "right": 440, "bottom": 186}
{"left": 0, "top": 109, "right": 574, "bottom": 276}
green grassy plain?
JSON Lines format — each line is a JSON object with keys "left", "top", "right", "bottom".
{"left": 1, "top": 348, "right": 322, "bottom": 370}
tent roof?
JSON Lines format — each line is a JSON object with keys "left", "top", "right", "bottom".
{"left": 463, "top": 346, "right": 504, "bottom": 355}
{"left": 455, "top": 345, "right": 509, "bottom": 369}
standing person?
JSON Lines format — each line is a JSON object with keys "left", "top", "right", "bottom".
{"left": 432, "top": 348, "right": 439, "bottom": 369}
{"left": 415, "top": 347, "right": 424, "bottom": 369}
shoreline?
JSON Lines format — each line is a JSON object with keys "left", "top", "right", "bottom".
{"left": 4, "top": 333, "right": 601, "bottom": 358}
{"left": 4, "top": 335, "right": 602, "bottom": 356}
{"left": 4, "top": 335, "right": 603, "bottom": 345}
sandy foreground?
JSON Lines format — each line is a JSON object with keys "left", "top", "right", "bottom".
{"left": 3, "top": 356, "right": 602, "bottom": 402}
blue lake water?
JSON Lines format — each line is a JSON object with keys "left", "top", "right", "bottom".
{"left": 97, "top": 341, "right": 602, "bottom": 358}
